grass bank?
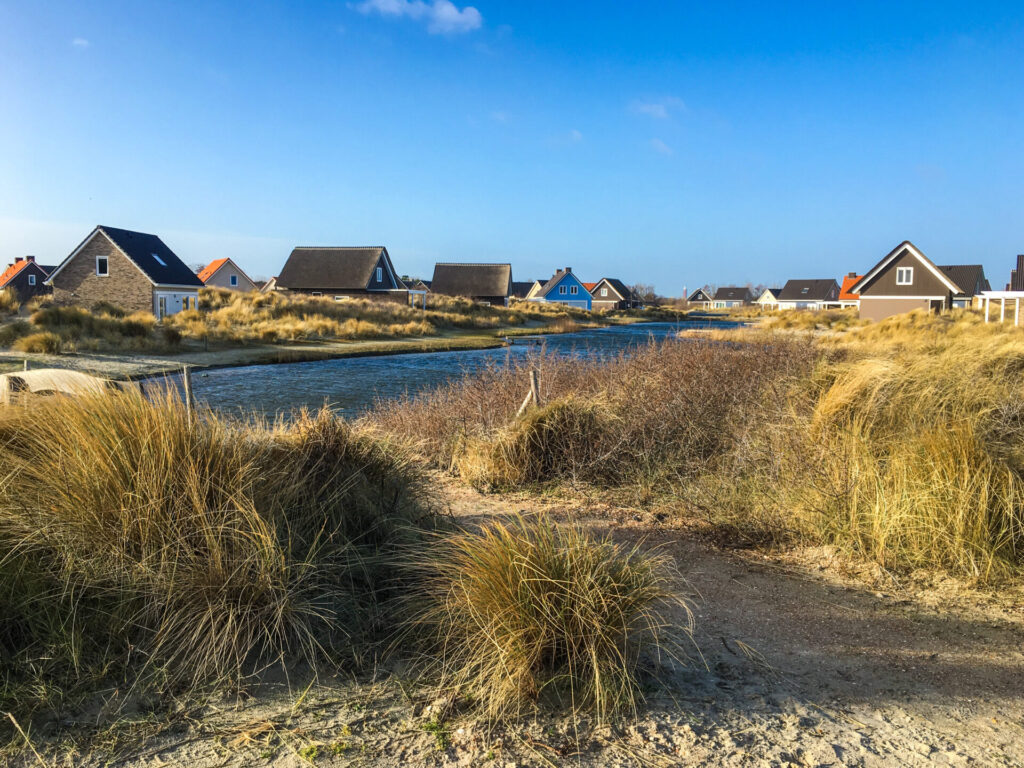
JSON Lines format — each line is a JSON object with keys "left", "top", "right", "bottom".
{"left": 367, "top": 309, "right": 1024, "bottom": 584}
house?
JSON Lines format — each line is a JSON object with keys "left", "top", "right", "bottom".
{"left": 197, "top": 257, "right": 257, "bottom": 292}
{"left": 403, "top": 277, "right": 431, "bottom": 292}
{"left": 755, "top": 288, "right": 781, "bottom": 310}
{"left": 531, "top": 267, "right": 592, "bottom": 309}
{"left": 260, "top": 276, "right": 279, "bottom": 293}
{"left": 590, "top": 278, "right": 640, "bottom": 311}
{"left": 838, "top": 273, "right": 862, "bottom": 309}
{"left": 430, "top": 262, "right": 512, "bottom": 306}
{"left": 45, "top": 225, "right": 202, "bottom": 318}
{"left": 522, "top": 280, "right": 545, "bottom": 300}
{"left": 712, "top": 286, "right": 754, "bottom": 308}
{"left": 687, "top": 288, "right": 713, "bottom": 308}
{"left": 776, "top": 279, "right": 840, "bottom": 311}
{"left": 510, "top": 280, "right": 538, "bottom": 299}
{"left": 849, "top": 241, "right": 990, "bottom": 321}
{"left": 1006, "top": 254, "right": 1024, "bottom": 291}
{"left": 275, "top": 246, "right": 409, "bottom": 303}
{"left": 0, "top": 256, "right": 55, "bottom": 301}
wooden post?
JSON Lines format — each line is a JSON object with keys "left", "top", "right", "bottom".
{"left": 529, "top": 369, "right": 541, "bottom": 407}
{"left": 182, "top": 364, "right": 195, "bottom": 425}
{"left": 23, "top": 359, "right": 28, "bottom": 371}
{"left": 1000, "top": 298, "right": 1006, "bottom": 323}
{"left": 1016, "top": 298, "right": 1020, "bottom": 327}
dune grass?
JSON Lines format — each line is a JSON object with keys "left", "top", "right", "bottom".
{"left": 0, "top": 391, "right": 431, "bottom": 721}
{"left": 0, "top": 289, "right": 20, "bottom": 316}
{"left": 408, "top": 514, "right": 691, "bottom": 724}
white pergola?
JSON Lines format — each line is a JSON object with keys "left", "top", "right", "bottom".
{"left": 978, "top": 291, "right": 1024, "bottom": 325}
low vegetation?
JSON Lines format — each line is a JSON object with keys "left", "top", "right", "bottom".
{"left": 0, "top": 288, "right": 20, "bottom": 316}
{"left": 370, "top": 309, "right": 1024, "bottom": 583}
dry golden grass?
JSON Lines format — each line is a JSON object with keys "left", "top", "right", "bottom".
{"left": 407, "top": 514, "right": 691, "bottom": 723}
{"left": 760, "top": 307, "right": 867, "bottom": 332}
{"left": 0, "top": 289, "right": 20, "bottom": 315}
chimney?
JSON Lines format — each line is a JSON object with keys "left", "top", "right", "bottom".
{"left": 26, "top": 255, "right": 35, "bottom": 263}
{"left": 847, "top": 271, "right": 857, "bottom": 277}
{"left": 555, "top": 268, "right": 564, "bottom": 275}
{"left": 564, "top": 266, "right": 572, "bottom": 273}
{"left": 14, "top": 256, "right": 23, "bottom": 263}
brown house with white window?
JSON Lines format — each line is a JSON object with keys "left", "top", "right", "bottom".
{"left": 850, "top": 241, "right": 990, "bottom": 321}
{"left": 590, "top": 278, "right": 640, "bottom": 311}
{"left": 0, "top": 256, "right": 55, "bottom": 301}
{"left": 275, "top": 246, "right": 409, "bottom": 303}
{"left": 197, "top": 257, "right": 257, "bottom": 292}
{"left": 45, "top": 226, "right": 203, "bottom": 318}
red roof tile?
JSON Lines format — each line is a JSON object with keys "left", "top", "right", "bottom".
{"left": 839, "top": 274, "right": 862, "bottom": 301}
{"left": 582, "top": 282, "right": 598, "bottom": 291}
{"left": 0, "top": 259, "right": 29, "bottom": 288}
{"left": 197, "top": 258, "right": 230, "bottom": 283}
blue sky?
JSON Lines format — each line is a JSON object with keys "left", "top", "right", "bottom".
{"left": 1, "top": 1, "right": 1022, "bottom": 293}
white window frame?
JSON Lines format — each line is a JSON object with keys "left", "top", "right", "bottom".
{"left": 559, "top": 285, "right": 567, "bottom": 295}
{"left": 896, "top": 267, "right": 913, "bottom": 285}
{"left": 28, "top": 274, "right": 35, "bottom": 286}
{"left": 96, "top": 255, "right": 109, "bottom": 276}
{"left": 600, "top": 287, "right": 607, "bottom": 296}
{"left": 570, "top": 285, "right": 578, "bottom": 295}
{"left": 376, "top": 266, "right": 383, "bottom": 283}
{"left": 230, "top": 274, "right": 238, "bottom": 287}
{"left": 311, "top": 291, "right": 323, "bottom": 297}
{"left": 151, "top": 252, "right": 167, "bottom": 267}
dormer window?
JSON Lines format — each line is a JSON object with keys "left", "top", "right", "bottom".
{"left": 151, "top": 252, "right": 167, "bottom": 267}
{"left": 897, "top": 267, "right": 913, "bottom": 285}
{"left": 96, "top": 256, "right": 109, "bottom": 276}
{"left": 801, "top": 287, "right": 809, "bottom": 294}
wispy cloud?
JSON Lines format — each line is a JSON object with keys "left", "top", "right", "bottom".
{"left": 72, "top": 37, "right": 90, "bottom": 49}
{"left": 631, "top": 96, "right": 685, "bottom": 120}
{"left": 352, "top": 0, "right": 482, "bottom": 34}
{"left": 649, "top": 138, "right": 673, "bottom": 155}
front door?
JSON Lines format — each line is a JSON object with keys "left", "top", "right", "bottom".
{"left": 158, "top": 296, "right": 167, "bottom": 319}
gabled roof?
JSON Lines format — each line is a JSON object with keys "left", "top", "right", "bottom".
{"left": 939, "top": 265, "right": 990, "bottom": 297}
{"left": 197, "top": 257, "right": 256, "bottom": 287}
{"left": 850, "top": 241, "right": 961, "bottom": 295}
{"left": 591, "top": 278, "right": 633, "bottom": 300}
{"left": 47, "top": 226, "right": 203, "bottom": 287}
{"left": 0, "top": 259, "right": 53, "bottom": 288}
{"left": 712, "top": 286, "right": 753, "bottom": 301}
{"left": 838, "top": 275, "right": 862, "bottom": 301}
{"left": 277, "top": 247, "right": 402, "bottom": 291}
{"left": 539, "top": 269, "right": 586, "bottom": 298}
{"left": 430, "top": 263, "right": 512, "bottom": 298}
{"left": 688, "top": 288, "right": 712, "bottom": 302}
{"left": 778, "top": 279, "right": 839, "bottom": 302}
{"left": 757, "top": 288, "right": 781, "bottom": 301}
{"left": 510, "top": 280, "right": 537, "bottom": 298}
{"left": 582, "top": 282, "right": 598, "bottom": 292}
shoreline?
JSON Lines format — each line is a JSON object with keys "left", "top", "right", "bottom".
{"left": 0, "top": 314, "right": 695, "bottom": 381}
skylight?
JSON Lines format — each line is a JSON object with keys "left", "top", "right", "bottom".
{"left": 151, "top": 252, "right": 167, "bottom": 266}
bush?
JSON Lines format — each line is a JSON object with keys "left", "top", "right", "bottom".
{"left": 0, "top": 288, "right": 20, "bottom": 315}
{"left": 12, "top": 331, "right": 61, "bottom": 354}
{"left": 408, "top": 515, "right": 690, "bottom": 723}
{"left": 0, "top": 394, "right": 432, "bottom": 718}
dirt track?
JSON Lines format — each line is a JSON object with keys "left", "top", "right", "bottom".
{"left": 33, "top": 482, "right": 1024, "bottom": 767}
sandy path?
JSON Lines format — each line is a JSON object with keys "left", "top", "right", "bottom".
{"left": 34, "top": 481, "right": 1024, "bottom": 767}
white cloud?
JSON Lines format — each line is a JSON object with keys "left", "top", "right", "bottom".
{"left": 352, "top": 0, "right": 482, "bottom": 34}
{"left": 631, "top": 96, "right": 685, "bottom": 119}
{"left": 568, "top": 129, "right": 583, "bottom": 142}
{"left": 649, "top": 138, "right": 673, "bottom": 155}
{"left": 72, "top": 37, "right": 90, "bottom": 49}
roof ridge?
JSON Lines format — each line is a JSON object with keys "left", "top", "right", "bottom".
{"left": 291, "top": 246, "right": 384, "bottom": 250}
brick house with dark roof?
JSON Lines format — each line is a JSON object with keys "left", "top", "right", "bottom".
{"left": 712, "top": 286, "right": 754, "bottom": 308}
{"left": 45, "top": 226, "right": 203, "bottom": 318}
{"left": 197, "top": 257, "right": 257, "bottom": 292}
{"left": 429, "top": 262, "right": 512, "bottom": 306}
{"left": 0, "top": 256, "right": 55, "bottom": 301}
{"left": 275, "top": 246, "right": 409, "bottom": 303}
{"left": 590, "top": 278, "right": 640, "bottom": 311}
{"left": 777, "top": 279, "right": 840, "bottom": 310}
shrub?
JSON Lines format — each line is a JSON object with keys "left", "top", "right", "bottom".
{"left": 0, "top": 288, "right": 20, "bottom": 315}
{"left": 408, "top": 515, "right": 690, "bottom": 723}
{"left": 12, "top": 331, "right": 61, "bottom": 354}
{"left": 0, "top": 320, "right": 31, "bottom": 347}
{"left": 0, "top": 394, "right": 432, "bottom": 718}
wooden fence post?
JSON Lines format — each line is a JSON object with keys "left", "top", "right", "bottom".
{"left": 529, "top": 369, "right": 541, "bottom": 407}
{"left": 182, "top": 365, "right": 195, "bottom": 425}
{"left": 23, "top": 359, "right": 28, "bottom": 371}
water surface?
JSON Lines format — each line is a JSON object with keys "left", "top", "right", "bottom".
{"left": 185, "top": 319, "right": 739, "bottom": 418}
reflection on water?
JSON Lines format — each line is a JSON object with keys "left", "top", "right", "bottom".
{"left": 181, "top": 320, "right": 740, "bottom": 418}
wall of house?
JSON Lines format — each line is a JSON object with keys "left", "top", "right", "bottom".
{"left": 858, "top": 297, "right": 935, "bottom": 321}
{"left": 51, "top": 232, "right": 153, "bottom": 313}
{"left": 4, "top": 262, "right": 52, "bottom": 301}
{"left": 368, "top": 255, "right": 398, "bottom": 289}
{"left": 205, "top": 265, "right": 256, "bottom": 291}
{"left": 860, "top": 250, "right": 950, "bottom": 297}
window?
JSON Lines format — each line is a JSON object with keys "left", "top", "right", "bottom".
{"left": 230, "top": 274, "right": 238, "bottom": 287}
{"left": 151, "top": 252, "right": 167, "bottom": 267}
{"left": 800, "top": 287, "right": 809, "bottom": 294}
{"left": 559, "top": 285, "right": 567, "bottom": 295}
{"left": 896, "top": 267, "right": 913, "bottom": 285}
{"left": 96, "top": 256, "right": 109, "bottom": 276}
{"left": 181, "top": 296, "right": 193, "bottom": 311}
{"left": 376, "top": 267, "right": 383, "bottom": 283}
{"left": 600, "top": 287, "right": 607, "bottom": 296}
{"left": 570, "top": 285, "right": 578, "bottom": 295}
{"left": 312, "top": 291, "right": 323, "bottom": 297}
{"left": 28, "top": 274, "right": 35, "bottom": 286}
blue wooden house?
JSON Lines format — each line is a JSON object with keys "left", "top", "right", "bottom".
{"left": 531, "top": 267, "right": 592, "bottom": 309}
